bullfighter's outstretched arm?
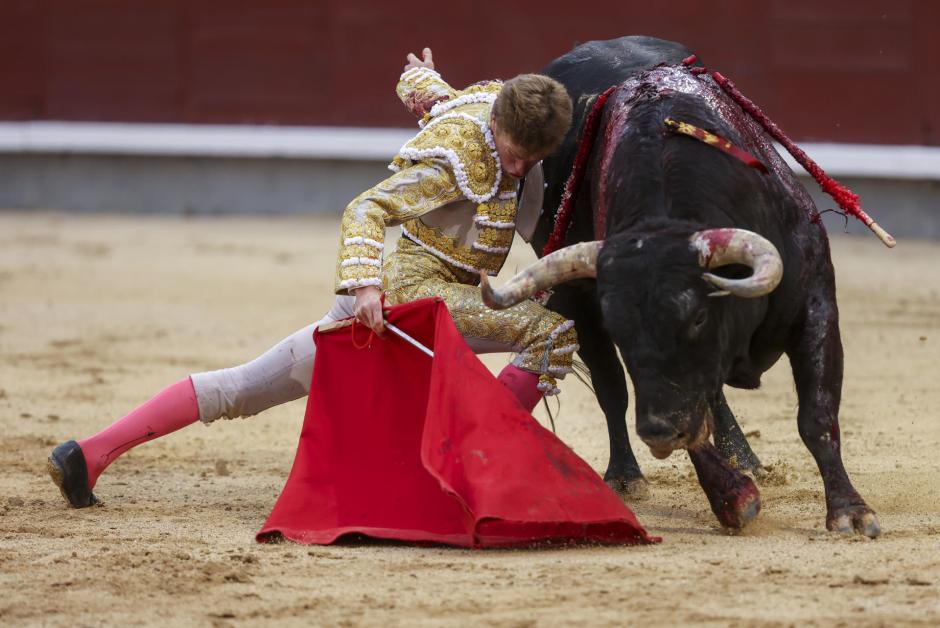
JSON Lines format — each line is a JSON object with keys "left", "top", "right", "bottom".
{"left": 398, "top": 47, "right": 453, "bottom": 118}
{"left": 397, "top": 65, "right": 457, "bottom": 119}
{"left": 397, "top": 48, "right": 503, "bottom": 120}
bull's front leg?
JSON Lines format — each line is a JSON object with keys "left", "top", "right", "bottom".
{"left": 583, "top": 330, "right": 647, "bottom": 497}
{"left": 550, "top": 288, "right": 647, "bottom": 497}
{"left": 788, "top": 299, "right": 880, "bottom": 538}
{"left": 713, "top": 391, "right": 762, "bottom": 475}
{"left": 688, "top": 442, "right": 761, "bottom": 529}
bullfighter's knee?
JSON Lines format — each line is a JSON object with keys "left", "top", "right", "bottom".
{"left": 516, "top": 315, "right": 579, "bottom": 396}
{"left": 190, "top": 322, "right": 319, "bottom": 423}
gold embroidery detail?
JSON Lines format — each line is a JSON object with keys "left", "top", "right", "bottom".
{"left": 335, "top": 161, "right": 461, "bottom": 293}
{"left": 402, "top": 217, "right": 510, "bottom": 276}
{"left": 462, "top": 81, "right": 503, "bottom": 95}
{"left": 391, "top": 100, "right": 519, "bottom": 275}
{"left": 395, "top": 103, "right": 499, "bottom": 202}
{"left": 397, "top": 68, "right": 457, "bottom": 118}
{"left": 475, "top": 228, "right": 514, "bottom": 250}
{"left": 384, "top": 238, "right": 576, "bottom": 391}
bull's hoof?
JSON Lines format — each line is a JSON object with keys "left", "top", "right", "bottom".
{"left": 605, "top": 476, "right": 650, "bottom": 500}
{"left": 688, "top": 442, "right": 761, "bottom": 530}
{"left": 714, "top": 478, "right": 761, "bottom": 530}
{"left": 751, "top": 464, "right": 772, "bottom": 482}
{"left": 827, "top": 506, "right": 881, "bottom": 538}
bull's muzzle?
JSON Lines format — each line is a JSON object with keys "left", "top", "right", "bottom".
{"left": 638, "top": 407, "right": 712, "bottom": 459}
{"left": 637, "top": 415, "right": 688, "bottom": 459}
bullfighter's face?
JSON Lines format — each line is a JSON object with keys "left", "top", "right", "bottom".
{"left": 490, "top": 117, "right": 545, "bottom": 180}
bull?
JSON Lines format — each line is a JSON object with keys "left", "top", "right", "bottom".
{"left": 482, "top": 36, "right": 880, "bottom": 537}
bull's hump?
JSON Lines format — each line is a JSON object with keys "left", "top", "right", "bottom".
{"left": 544, "top": 36, "right": 694, "bottom": 112}
{"left": 546, "top": 36, "right": 692, "bottom": 77}
{"left": 614, "top": 66, "right": 811, "bottom": 209}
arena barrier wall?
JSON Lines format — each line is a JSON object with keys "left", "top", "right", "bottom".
{"left": 1, "top": 122, "right": 938, "bottom": 239}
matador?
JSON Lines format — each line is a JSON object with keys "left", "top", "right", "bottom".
{"left": 48, "top": 49, "right": 578, "bottom": 509}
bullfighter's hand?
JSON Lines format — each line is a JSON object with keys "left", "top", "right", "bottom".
{"left": 352, "top": 285, "right": 386, "bottom": 335}
{"left": 404, "top": 47, "right": 434, "bottom": 72}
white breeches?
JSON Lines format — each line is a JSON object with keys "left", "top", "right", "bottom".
{"left": 189, "top": 296, "right": 514, "bottom": 424}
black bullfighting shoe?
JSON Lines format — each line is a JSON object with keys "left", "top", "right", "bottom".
{"left": 47, "top": 440, "right": 99, "bottom": 508}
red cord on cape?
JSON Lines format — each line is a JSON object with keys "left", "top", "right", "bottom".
{"left": 350, "top": 320, "right": 374, "bottom": 349}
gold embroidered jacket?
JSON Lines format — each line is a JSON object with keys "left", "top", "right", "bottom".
{"left": 335, "top": 69, "right": 519, "bottom": 294}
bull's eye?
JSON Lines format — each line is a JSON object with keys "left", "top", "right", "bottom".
{"left": 689, "top": 308, "right": 708, "bottom": 336}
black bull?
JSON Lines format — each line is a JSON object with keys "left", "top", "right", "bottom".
{"left": 483, "top": 36, "right": 879, "bottom": 536}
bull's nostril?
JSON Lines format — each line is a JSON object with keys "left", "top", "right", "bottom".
{"left": 638, "top": 415, "right": 679, "bottom": 442}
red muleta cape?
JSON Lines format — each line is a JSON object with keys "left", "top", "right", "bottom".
{"left": 257, "top": 297, "right": 656, "bottom": 548}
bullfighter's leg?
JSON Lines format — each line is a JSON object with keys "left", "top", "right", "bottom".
{"left": 712, "top": 390, "right": 762, "bottom": 475}
{"left": 390, "top": 278, "right": 577, "bottom": 397}
{"left": 547, "top": 286, "right": 647, "bottom": 497}
{"left": 787, "top": 297, "right": 880, "bottom": 538}
{"left": 48, "top": 297, "right": 355, "bottom": 508}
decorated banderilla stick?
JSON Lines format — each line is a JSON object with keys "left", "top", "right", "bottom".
{"left": 681, "top": 55, "right": 897, "bottom": 248}
{"left": 712, "top": 70, "right": 896, "bottom": 248}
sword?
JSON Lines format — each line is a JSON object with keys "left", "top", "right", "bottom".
{"left": 385, "top": 322, "right": 434, "bottom": 358}
{"left": 318, "top": 316, "right": 434, "bottom": 358}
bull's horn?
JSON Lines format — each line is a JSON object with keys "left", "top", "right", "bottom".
{"left": 689, "top": 229, "right": 783, "bottom": 298}
{"left": 481, "top": 241, "right": 603, "bottom": 309}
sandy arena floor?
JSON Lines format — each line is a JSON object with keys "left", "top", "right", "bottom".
{"left": 1, "top": 212, "right": 939, "bottom": 626}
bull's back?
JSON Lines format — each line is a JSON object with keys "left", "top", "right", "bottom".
{"left": 541, "top": 36, "right": 694, "bottom": 105}
{"left": 536, "top": 36, "right": 696, "bottom": 254}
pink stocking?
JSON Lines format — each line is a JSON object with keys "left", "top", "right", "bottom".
{"left": 78, "top": 377, "right": 200, "bottom": 489}
{"left": 497, "top": 364, "right": 543, "bottom": 412}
